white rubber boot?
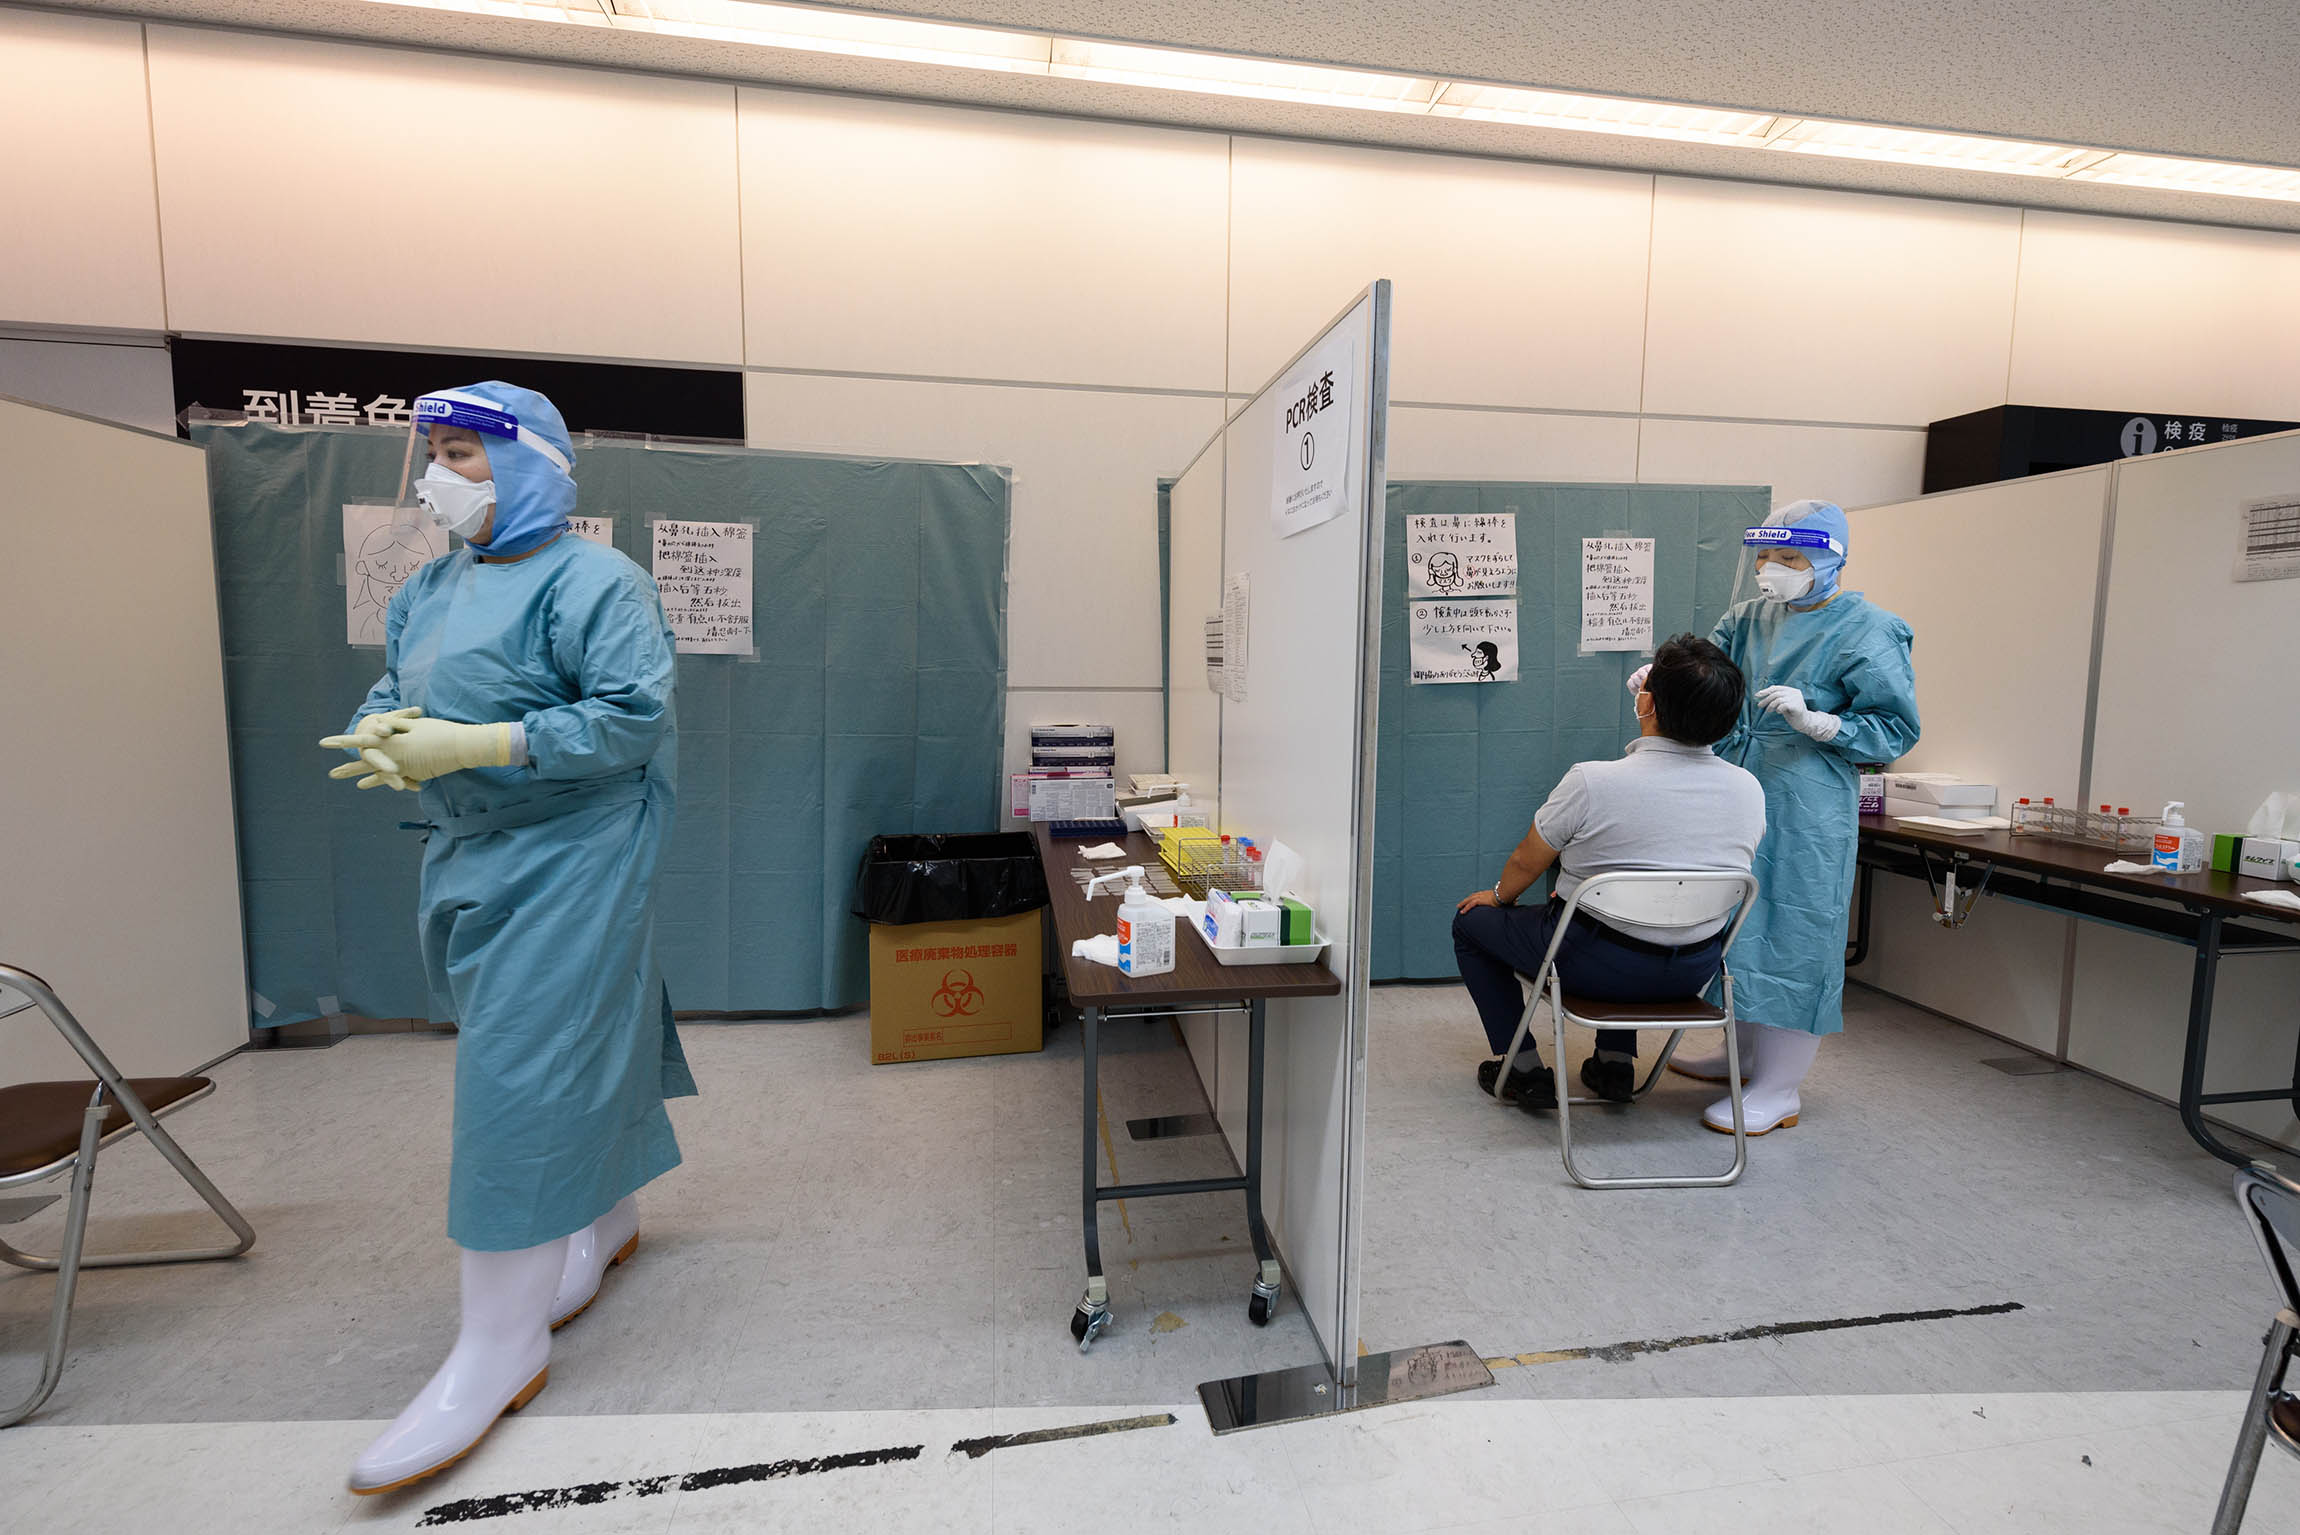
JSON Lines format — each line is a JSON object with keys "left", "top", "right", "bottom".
{"left": 350, "top": 1237, "right": 568, "bottom": 1495}
{"left": 1667, "top": 1024, "right": 1756, "bottom": 1084}
{"left": 1704, "top": 1025, "right": 1820, "bottom": 1136}
{"left": 551, "top": 1195, "right": 639, "bottom": 1330}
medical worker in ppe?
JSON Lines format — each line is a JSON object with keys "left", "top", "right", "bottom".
{"left": 1630, "top": 500, "right": 1917, "bottom": 1136}
{"left": 318, "top": 383, "right": 694, "bottom": 1495}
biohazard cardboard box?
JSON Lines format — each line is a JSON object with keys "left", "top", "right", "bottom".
{"left": 867, "top": 910, "right": 1044, "bottom": 1064}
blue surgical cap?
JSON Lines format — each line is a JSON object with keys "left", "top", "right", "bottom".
{"left": 1765, "top": 498, "right": 1849, "bottom": 605}
{"left": 416, "top": 381, "right": 577, "bottom": 559}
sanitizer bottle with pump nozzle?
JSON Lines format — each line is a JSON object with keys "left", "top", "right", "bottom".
{"left": 2153, "top": 802, "right": 2208, "bottom": 874}
{"left": 1086, "top": 865, "right": 1175, "bottom": 978}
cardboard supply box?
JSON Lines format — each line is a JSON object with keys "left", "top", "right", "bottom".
{"left": 868, "top": 911, "right": 1044, "bottom": 1064}
{"left": 2240, "top": 837, "right": 2299, "bottom": 883}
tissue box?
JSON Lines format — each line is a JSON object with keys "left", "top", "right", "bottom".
{"left": 1885, "top": 774, "right": 1997, "bottom": 811}
{"left": 2241, "top": 838, "right": 2299, "bottom": 883}
{"left": 1859, "top": 774, "right": 1886, "bottom": 815}
{"left": 1203, "top": 890, "right": 1281, "bottom": 947}
{"left": 1280, "top": 896, "right": 1316, "bottom": 946}
{"left": 1239, "top": 900, "right": 1282, "bottom": 948}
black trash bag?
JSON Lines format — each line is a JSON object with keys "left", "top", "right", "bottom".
{"left": 851, "top": 833, "right": 1052, "bottom": 926}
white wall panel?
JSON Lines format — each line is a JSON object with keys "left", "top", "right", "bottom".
{"left": 0, "top": 339, "right": 178, "bottom": 436}
{"left": 745, "top": 370, "right": 1217, "bottom": 691}
{"left": 2008, "top": 212, "right": 2300, "bottom": 420}
{"left": 739, "top": 90, "right": 1227, "bottom": 392}
{"left": 1, "top": 400, "right": 246, "bottom": 1087}
{"left": 1643, "top": 178, "right": 2021, "bottom": 426}
{"left": 0, "top": 11, "right": 165, "bottom": 332}
{"left": 1387, "top": 407, "right": 1639, "bottom": 482}
{"left": 1635, "top": 418, "right": 1925, "bottom": 509}
{"left": 147, "top": 28, "right": 742, "bottom": 364}
{"left": 1228, "top": 139, "right": 1651, "bottom": 411}
{"left": 2091, "top": 432, "right": 2300, "bottom": 831}
{"left": 1851, "top": 877, "right": 2068, "bottom": 1056}
{"left": 1848, "top": 467, "right": 2108, "bottom": 795}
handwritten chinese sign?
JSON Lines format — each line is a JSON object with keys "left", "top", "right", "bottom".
{"left": 1410, "top": 600, "right": 1518, "bottom": 684}
{"left": 1407, "top": 513, "right": 1517, "bottom": 597}
{"left": 1579, "top": 537, "right": 1654, "bottom": 654}
{"left": 651, "top": 520, "right": 754, "bottom": 655}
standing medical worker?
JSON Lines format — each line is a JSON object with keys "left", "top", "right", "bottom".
{"left": 319, "top": 383, "right": 694, "bottom": 1494}
{"left": 1638, "top": 500, "right": 1917, "bottom": 1136}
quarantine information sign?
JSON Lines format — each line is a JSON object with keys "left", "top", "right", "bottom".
{"left": 652, "top": 519, "right": 754, "bottom": 655}
{"left": 1579, "top": 536, "right": 1654, "bottom": 654}
{"left": 1410, "top": 600, "right": 1519, "bottom": 685}
{"left": 1269, "top": 333, "right": 1357, "bottom": 539}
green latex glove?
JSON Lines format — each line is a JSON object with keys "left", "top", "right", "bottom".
{"left": 322, "top": 716, "right": 513, "bottom": 790}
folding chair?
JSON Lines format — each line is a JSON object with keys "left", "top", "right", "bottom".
{"left": 1489, "top": 870, "right": 1760, "bottom": 1190}
{"left": 2212, "top": 1161, "right": 2300, "bottom": 1533}
{"left": 0, "top": 963, "right": 256, "bottom": 1429}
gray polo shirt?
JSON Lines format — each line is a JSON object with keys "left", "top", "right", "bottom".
{"left": 1532, "top": 736, "right": 1767, "bottom": 944}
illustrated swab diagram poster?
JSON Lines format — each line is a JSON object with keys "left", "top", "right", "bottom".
{"left": 1407, "top": 513, "right": 1516, "bottom": 598}
{"left": 1410, "top": 600, "right": 1518, "bottom": 684}
{"left": 652, "top": 519, "right": 755, "bottom": 655}
{"left": 343, "top": 503, "right": 446, "bottom": 647}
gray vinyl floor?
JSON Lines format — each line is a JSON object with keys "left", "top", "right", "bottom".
{"left": 1, "top": 983, "right": 2282, "bottom": 1430}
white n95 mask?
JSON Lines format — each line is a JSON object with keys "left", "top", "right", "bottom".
{"left": 1754, "top": 563, "right": 1815, "bottom": 604}
{"left": 416, "top": 461, "right": 495, "bottom": 539}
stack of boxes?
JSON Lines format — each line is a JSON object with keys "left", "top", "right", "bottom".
{"left": 1012, "top": 723, "right": 1116, "bottom": 821}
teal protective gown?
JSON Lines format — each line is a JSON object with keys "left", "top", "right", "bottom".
{"left": 353, "top": 535, "right": 696, "bottom": 1250}
{"left": 1709, "top": 592, "right": 1919, "bottom": 1036}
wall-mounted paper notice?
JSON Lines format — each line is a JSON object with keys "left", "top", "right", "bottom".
{"left": 2236, "top": 495, "right": 2300, "bottom": 583}
{"left": 1407, "top": 512, "right": 1517, "bottom": 598}
{"left": 1270, "top": 333, "right": 1357, "bottom": 539}
{"left": 1222, "top": 573, "right": 1251, "bottom": 703}
{"left": 343, "top": 502, "right": 446, "bottom": 647}
{"left": 1411, "top": 600, "right": 1518, "bottom": 684}
{"left": 652, "top": 519, "right": 754, "bottom": 655}
{"left": 571, "top": 516, "right": 614, "bottom": 548}
{"left": 1579, "top": 536, "right": 1655, "bottom": 654}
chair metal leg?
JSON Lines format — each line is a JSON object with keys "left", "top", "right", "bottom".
{"left": 1, "top": 1102, "right": 105, "bottom": 1429}
{"left": 1628, "top": 1031, "right": 1686, "bottom": 1101}
{"left": 1561, "top": 1016, "right": 1747, "bottom": 1190}
{"left": 0, "top": 1097, "right": 255, "bottom": 1272}
{"left": 1491, "top": 980, "right": 1544, "bottom": 1101}
{"left": 2213, "top": 1307, "right": 2297, "bottom": 1535}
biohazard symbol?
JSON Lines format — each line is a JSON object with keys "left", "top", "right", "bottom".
{"left": 931, "top": 968, "right": 985, "bottom": 1018}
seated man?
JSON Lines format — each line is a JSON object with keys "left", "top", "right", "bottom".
{"left": 1454, "top": 633, "right": 1765, "bottom": 1111}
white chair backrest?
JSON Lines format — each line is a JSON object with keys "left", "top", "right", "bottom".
{"left": 1575, "top": 872, "right": 1750, "bottom": 930}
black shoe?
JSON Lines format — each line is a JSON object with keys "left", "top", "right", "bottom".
{"left": 1476, "top": 1056, "right": 1554, "bottom": 1106}
{"left": 1580, "top": 1055, "right": 1636, "bottom": 1104}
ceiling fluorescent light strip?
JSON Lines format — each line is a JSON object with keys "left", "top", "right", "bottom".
{"left": 363, "top": 0, "right": 2300, "bottom": 203}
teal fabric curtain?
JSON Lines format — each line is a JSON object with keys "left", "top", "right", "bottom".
{"left": 1372, "top": 482, "right": 1768, "bottom": 980}
{"left": 198, "top": 424, "right": 1010, "bottom": 1023}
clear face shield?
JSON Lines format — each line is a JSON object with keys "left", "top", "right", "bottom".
{"left": 1726, "top": 521, "right": 1846, "bottom": 710}
{"left": 394, "top": 391, "right": 520, "bottom": 542}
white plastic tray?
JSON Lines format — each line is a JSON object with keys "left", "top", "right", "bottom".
{"left": 1194, "top": 925, "right": 1330, "bottom": 967}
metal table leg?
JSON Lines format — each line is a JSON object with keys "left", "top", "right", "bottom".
{"left": 2177, "top": 913, "right": 2252, "bottom": 1168}
{"left": 1071, "top": 1005, "right": 1110, "bottom": 1350}
{"left": 1243, "top": 999, "right": 1280, "bottom": 1325}
{"left": 1846, "top": 860, "right": 1875, "bottom": 967}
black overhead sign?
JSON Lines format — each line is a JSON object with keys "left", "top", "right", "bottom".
{"left": 1924, "top": 404, "right": 2299, "bottom": 493}
{"left": 169, "top": 338, "right": 747, "bottom": 444}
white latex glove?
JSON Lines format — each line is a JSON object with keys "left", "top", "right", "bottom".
{"left": 321, "top": 717, "right": 513, "bottom": 790}
{"left": 1626, "top": 664, "right": 1652, "bottom": 694}
{"left": 1755, "top": 684, "right": 1842, "bottom": 744}
{"left": 320, "top": 707, "right": 425, "bottom": 790}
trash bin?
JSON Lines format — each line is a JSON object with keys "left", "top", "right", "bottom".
{"left": 852, "top": 834, "right": 1050, "bottom": 1064}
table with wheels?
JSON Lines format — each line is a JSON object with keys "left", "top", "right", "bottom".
{"left": 1032, "top": 825, "right": 1340, "bottom": 1352}
{"left": 1854, "top": 815, "right": 2300, "bottom": 1166}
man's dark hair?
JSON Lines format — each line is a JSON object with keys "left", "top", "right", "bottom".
{"left": 1643, "top": 633, "right": 1744, "bottom": 746}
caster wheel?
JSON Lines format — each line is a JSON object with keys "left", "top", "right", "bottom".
{"left": 1071, "top": 1304, "right": 1109, "bottom": 1352}
{"left": 1070, "top": 1310, "right": 1090, "bottom": 1342}
{"left": 1248, "top": 1293, "right": 1273, "bottom": 1326}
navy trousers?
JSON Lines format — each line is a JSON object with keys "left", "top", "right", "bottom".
{"left": 1452, "top": 900, "right": 1724, "bottom": 1061}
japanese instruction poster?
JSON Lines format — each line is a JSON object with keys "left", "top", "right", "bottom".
{"left": 1269, "top": 335, "right": 1357, "bottom": 538}
{"left": 652, "top": 519, "right": 754, "bottom": 655}
{"left": 343, "top": 503, "right": 446, "bottom": 647}
{"left": 1579, "top": 537, "right": 1655, "bottom": 654}
{"left": 1407, "top": 513, "right": 1517, "bottom": 598}
{"left": 1410, "top": 600, "right": 1518, "bottom": 684}
{"left": 571, "top": 516, "right": 614, "bottom": 548}
{"left": 1222, "top": 573, "right": 1251, "bottom": 703}
{"left": 2235, "top": 496, "right": 2300, "bottom": 583}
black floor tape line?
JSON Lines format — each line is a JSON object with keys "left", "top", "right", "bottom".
{"left": 415, "top": 1414, "right": 1177, "bottom": 1524}
{"left": 416, "top": 1445, "right": 923, "bottom": 1525}
{"left": 951, "top": 1412, "right": 1179, "bottom": 1459}
{"left": 1484, "top": 1300, "right": 2027, "bottom": 1369}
